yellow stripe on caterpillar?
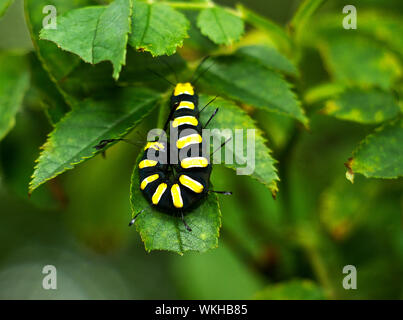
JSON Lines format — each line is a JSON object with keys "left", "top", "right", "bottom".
{"left": 176, "top": 101, "right": 195, "bottom": 110}
{"left": 152, "top": 183, "right": 167, "bottom": 205}
{"left": 171, "top": 184, "right": 184, "bottom": 208}
{"left": 174, "top": 83, "right": 194, "bottom": 96}
{"left": 140, "top": 174, "right": 159, "bottom": 190}
{"left": 144, "top": 142, "right": 165, "bottom": 151}
{"left": 181, "top": 157, "right": 209, "bottom": 169}
{"left": 139, "top": 159, "right": 158, "bottom": 169}
{"left": 176, "top": 134, "right": 202, "bottom": 149}
{"left": 172, "top": 116, "right": 198, "bottom": 128}
{"left": 179, "top": 175, "right": 204, "bottom": 193}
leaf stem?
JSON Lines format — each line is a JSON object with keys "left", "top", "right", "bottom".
{"left": 161, "top": 1, "right": 243, "bottom": 18}
{"left": 235, "top": 4, "right": 292, "bottom": 54}
{"left": 163, "top": 1, "right": 214, "bottom": 10}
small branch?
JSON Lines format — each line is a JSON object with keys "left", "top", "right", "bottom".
{"left": 163, "top": 1, "right": 243, "bottom": 18}
{"left": 164, "top": 1, "right": 214, "bottom": 10}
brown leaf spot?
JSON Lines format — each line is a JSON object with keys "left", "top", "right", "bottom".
{"left": 344, "top": 157, "right": 355, "bottom": 183}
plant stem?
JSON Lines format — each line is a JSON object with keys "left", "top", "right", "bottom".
{"left": 162, "top": 1, "right": 243, "bottom": 18}
{"left": 163, "top": 1, "right": 214, "bottom": 10}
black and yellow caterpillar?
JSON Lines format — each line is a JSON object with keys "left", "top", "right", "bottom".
{"left": 96, "top": 82, "right": 230, "bottom": 231}
{"left": 139, "top": 83, "right": 212, "bottom": 216}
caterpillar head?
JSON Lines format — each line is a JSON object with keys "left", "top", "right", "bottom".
{"left": 173, "top": 82, "right": 194, "bottom": 96}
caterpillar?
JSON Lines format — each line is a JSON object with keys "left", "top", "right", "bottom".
{"left": 95, "top": 80, "right": 231, "bottom": 231}
{"left": 137, "top": 82, "right": 231, "bottom": 231}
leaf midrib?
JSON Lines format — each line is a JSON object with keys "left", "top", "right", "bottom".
{"left": 212, "top": 8, "right": 228, "bottom": 44}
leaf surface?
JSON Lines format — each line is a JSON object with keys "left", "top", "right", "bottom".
{"left": 346, "top": 118, "right": 403, "bottom": 181}
{"left": 199, "top": 95, "right": 279, "bottom": 196}
{"left": 129, "top": 0, "right": 189, "bottom": 56}
{"left": 235, "top": 45, "right": 297, "bottom": 76}
{"left": 319, "top": 35, "right": 401, "bottom": 90}
{"left": 29, "top": 87, "right": 161, "bottom": 193}
{"left": 322, "top": 88, "right": 401, "bottom": 124}
{"left": 197, "top": 6, "right": 244, "bottom": 45}
{"left": 200, "top": 55, "right": 307, "bottom": 125}
{"left": 0, "top": 53, "right": 30, "bottom": 141}
{"left": 130, "top": 153, "right": 221, "bottom": 254}
{"left": 40, "top": 0, "right": 133, "bottom": 80}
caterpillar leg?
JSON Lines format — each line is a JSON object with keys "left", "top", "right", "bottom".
{"left": 180, "top": 211, "right": 192, "bottom": 232}
{"left": 191, "top": 55, "right": 211, "bottom": 83}
{"left": 94, "top": 138, "right": 143, "bottom": 150}
{"left": 129, "top": 209, "right": 145, "bottom": 227}
{"left": 164, "top": 106, "right": 177, "bottom": 130}
{"left": 203, "top": 108, "right": 219, "bottom": 129}
{"left": 211, "top": 137, "right": 232, "bottom": 156}
{"left": 208, "top": 190, "right": 233, "bottom": 195}
{"left": 198, "top": 96, "right": 218, "bottom": 115}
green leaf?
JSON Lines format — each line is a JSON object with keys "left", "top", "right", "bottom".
{"left": 308, "top": 11, "right": 403, "bottom": 60}
{"left": 197, "top": 6, "right": 244, "bottom": 46}
{"left": 318, "top": 35, "right": 402, "bottom": 90}
{"left": 130, "top": 154, "right": 221, "bottom": 254}
{"left": 129, "top": 0, "right": 189, "bottom": 56}
{"left": 358, "top": 11, "right": 403, "bottom": 59}
{"left": 322, "top": 88, "right": 401, "bottom": 124}
{"left": 200, "top": 55, "right": 308, "bottom": 125}
{"left": 29, "top": 87, "right": 161, "bottom": 193}
{"left": 319, "top": 176, "right": 379, "bottom": 240}
{"left": 346, "top": 118, "right": 403, "bottom": 181}
{"left": 254, "top": 279, "right": 326, "bottom": 300}
{"left": 40, "top": 0, "right": 133, "bottom": 80}
{"left": 25, "top": 0, "right": 92, "bottom": 80}
{"left": 235, "top": 45, "right": 298, "bottom": 76}
{"left": 25, "top": 0, "right": 94, "bottom": 105}
{"left": 26, "top": 0, "right": 127, "bottom": 102}
{"left": 236, "top": 4, "right": 292, "bottom": 54}
{"left": 0, "top": 0, "right": 13, "bottom": 18}
{"left": 199, "top": 95, "right": 279, "bottom": 197}
{"left": 182, "top": 9, "right": 218, "bottom": 54}
{"left": 0, "top": 52, "right": 30, "bottom": 141}
{"left": 304, "top": 82, "right": 345, "bottom": 105}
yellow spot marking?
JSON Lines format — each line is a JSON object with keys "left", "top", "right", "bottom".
{"left": 176, "top": 101, "right": 195, "bottom": 110}
{"left": 172, "top": 116, "right": 198, "bottom": 128}
{"left": 171, "top": 184, "right": 183, "bottom": 208}
{"left": 152, "top": 183, "right": 167, "bottom": 205}
{"left": 181, "top": 157, "right": 209, "bottom": 169}
{"left": 144, "top": 142, "right": 165, "bottom": 151}
{"left": 139, "top": 159, "right": 157, "bottom": 169}
{"left": 176, "top": 134, "right": 202, "bottom": 149}
{"left": 179, "top": 175, "right": 204, "bottom": 193}
{"left": 140, "top": 174, "right": 159, "bottom": 190}
{"left": 174, "top": 83, "right": 194, "bottom": 96}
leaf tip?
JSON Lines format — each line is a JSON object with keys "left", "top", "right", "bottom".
{"left": 270, "top": 182, "right": 279, "bottom": 199}
{"left": 344, "top": 157, "right": 355, "bottom": 183}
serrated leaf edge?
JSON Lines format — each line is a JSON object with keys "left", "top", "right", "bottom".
{"left": 29, "top": 92, "right": 161, "bottom": 194}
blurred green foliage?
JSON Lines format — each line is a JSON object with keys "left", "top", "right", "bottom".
{"left": 0, "top": 0, "right": 402, "bottom": 299}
